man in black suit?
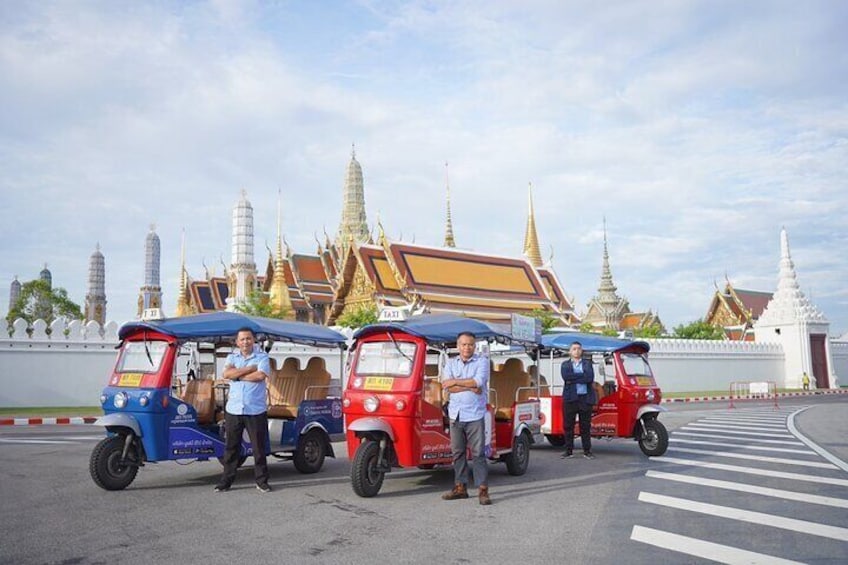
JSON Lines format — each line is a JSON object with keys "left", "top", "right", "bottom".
{"left": 560, "top": 341, "right": 596, "bottom": 459}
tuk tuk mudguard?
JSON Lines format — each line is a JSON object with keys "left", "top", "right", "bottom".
{"left": 636, "top": 404, "right": 666, "bottom": 420}
{"left": 95, "top": 413, "right": 143, "bottom": 438}
{"left": 347, "top": 418, "right": 395, "bottom": 441}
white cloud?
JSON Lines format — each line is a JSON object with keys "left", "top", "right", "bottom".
{"left": 1, "top": 0, "right": 846, "bottom": 334}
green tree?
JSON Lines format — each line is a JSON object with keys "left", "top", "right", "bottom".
{"left": 578, "top": 321, "right": 594, "bottom": 333}
{"left": 672, "top": 319, "right": 725, "bottom": 340}
{"left": 633, "top": 323, "right": 664, "bottom": 338}
{"left": 6, "top": 279, "right": 83, "bottom": 331}
{"left": 336, "top": 304, "right": 379, "bottom": 329}
{"left": 233, "top": 290, "right": 291, "bottom": 320}
{"left": 601, "top": 328, "right": 619, "bottom": 337}
{"left": 527, "top": 308, "right": 560, "bottom": 333}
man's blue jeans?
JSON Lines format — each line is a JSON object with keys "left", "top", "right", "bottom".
{"left": 449, "top": 417, "right": 488, "bottom": 488}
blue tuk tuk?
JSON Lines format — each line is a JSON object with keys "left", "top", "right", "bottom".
{"left": 90, "top": 312, "right": 347, "bottom": 490}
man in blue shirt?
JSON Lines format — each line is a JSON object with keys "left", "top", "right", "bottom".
{"left": 440, "top": 331, "right": 492, "bottom": 505}
{"left": 215, "top": 327, "right": 273, "bottom": 493}
{"left": 560, "top": 341, "right": 596, "bottom": 459}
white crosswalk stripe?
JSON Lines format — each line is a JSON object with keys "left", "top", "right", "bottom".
{"left": 630, "top": 405, "right": 848, "bottom": 562}
{"left": 668, "top": 438, "right": 815, "bottom": 455}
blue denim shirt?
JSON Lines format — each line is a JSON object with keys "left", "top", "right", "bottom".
{"left": 225, "top": 347, "right": 271, "bottom": 416}
{"left": 443, "top": 353, "right": 489, "bottom": 422}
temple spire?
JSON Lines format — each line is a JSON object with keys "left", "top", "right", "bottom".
{"left": 336, "top": 144, "right": 369, "bottom": 253}
{"left": 523, "top": 183, "right": 543, "bottom": 267}
{"left": 597, "top": 217, "right": 620, "bottom": 302}
{"left": 175, "top": 229, "right": 191, "bottom": 317}
{"left": 269, "top": 190, "right": 294, "bottom": 317}
{"left": 85, "top": 242, "right": 106, "bottom": 325}
{"left": 444, "top": 162, "right": 456, "bottom": 247}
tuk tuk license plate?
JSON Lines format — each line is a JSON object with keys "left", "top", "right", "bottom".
{"left": 635, "top": 376, "right": 655, "bottom": 387}
{"left": 364, "top": 377, "right": 393, "bottom": 391}
{"left": 117, "top": 373, "right": 143, "bottom": 387}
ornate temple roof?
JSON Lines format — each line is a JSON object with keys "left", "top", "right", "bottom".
{"left": 756, "top": 228, "right": 827, "bottom": 327}
{"left": 328, "top": 236, "right": 575, "bottom": 323}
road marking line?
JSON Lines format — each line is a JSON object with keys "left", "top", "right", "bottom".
{"left": 667, "top": 447, "right": 837, "bottom": 469}
{"left": 673, "top": 431, "right": 804, "bottom": 446}
{"left": 681, "top": 426, "right": 794, "bottom": 438}
{"left": 0, "top": 438, "right": 78, "bottom": 445}
{"left": 787, "top": 406, "right": 848, "bottom": 474}
{"left": 630, "top": 525, "right": 804, "bottom": 565}
{"left": 702, "top": 419, "right": 787, "bottom": 428}
{"left": 695, "top": 423, "right": 789, "bottom": 432}
{"left": 646, "top": 470, "right": 848, "bottom": 509}
{"left": 669, "top": 438, "right": 815, "bottom": 455}
{"left": 657, "top": 456, "right": 848, "bottom": 486}
{"left": 638, "top": 491, "right": 848, "bottom": 541}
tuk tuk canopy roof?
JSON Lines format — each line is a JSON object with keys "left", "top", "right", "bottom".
{"left": 353, "top": 313, "right": 538, "bottom": 347}
{"left": 119, "top": 312, "right": 348, "bottom": 347}
{"left": 541, "top": 332, "right": 650, "bottom": 354}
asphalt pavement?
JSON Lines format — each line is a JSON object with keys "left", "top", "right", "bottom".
{"left": 0, "top": 396, "right": 845, "bottom": 564}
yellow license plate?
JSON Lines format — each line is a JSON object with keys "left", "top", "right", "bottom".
{"left": 118, "top": 373, "right": 143, "bottom": 387}
{"left": 636, "top": 376, "right": 655, "bottom": 387}
{"left": 364, "top": 377, "right": 394, "bottom": 391}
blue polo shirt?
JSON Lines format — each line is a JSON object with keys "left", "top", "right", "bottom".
{"left": 225, "top": 347, "right": 271, "bottom": 416}
{"left": 443, "top": 353, "right": 489, "bottom": 422}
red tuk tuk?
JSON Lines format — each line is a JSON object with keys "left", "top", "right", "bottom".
{"left": 342, "top": 314, "right": 541, "bottom": 497}
{"left": 538, "top": 332, "right": 668, "bottom": 456}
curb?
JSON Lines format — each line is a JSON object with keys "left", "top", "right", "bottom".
{"left": 0, "top": 417, "right": 98, "bottom": 426}
{"left": 661, "top": 388, "right": 848, "bottom": 404}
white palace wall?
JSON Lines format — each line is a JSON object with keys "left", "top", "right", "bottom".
{"left": 644, "top": 338, "right": 786, "bottom": 393}
{"left": 0, "top": 318, "right": 843, "bottom": 407}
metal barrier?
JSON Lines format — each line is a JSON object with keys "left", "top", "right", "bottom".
{"left": 729, "top": 381, "right": 779, "bottom": 409}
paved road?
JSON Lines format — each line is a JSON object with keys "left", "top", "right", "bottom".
{"left": 0, "top": 397, "right": 845, "bottom": 564}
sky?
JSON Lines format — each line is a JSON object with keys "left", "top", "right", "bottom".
{"left": 1, "top": 0, "right": 847, "bottom": 335}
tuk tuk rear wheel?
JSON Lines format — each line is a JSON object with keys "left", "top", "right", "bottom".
{"left": 638, "top": 419, "right": 668, "bottom": 457}
{"left": 90, "top": 436, "right": 139, "bottom": 491}
{"left": 351, "top": 439, "right": 385, "bottom": 498}
{"left": 504, "top": 432, "right": 531, "bottom": 476}
{"left": 293, "top": 429, "right": 326, "bottom": 474}
{"left": 545, "top": 434, "right": 566, "bottom": 447}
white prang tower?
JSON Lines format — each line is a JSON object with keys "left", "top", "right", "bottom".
{"left": 137, "top": 225, "right": 162, "bottom": 317}
{"left": 336, "top": 144, "right": 370, "bottom": 256}
{"left": 84, "top": 243, "right": 107, "bottom": 326}
{"left": 227, "top": 189, "right": 257, "bottom": 311}
{"left": 754, "top": 228, "right": 835, "bottom": 389}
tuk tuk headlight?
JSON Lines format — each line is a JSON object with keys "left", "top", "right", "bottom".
{"left": 646, "top": 389, "right": 656, "bottom": 402}
{"left": 363, "top": 396, "right": 380, "bottom": 413}
{"left": 100, "top": 394, "right": 108, "bottom": 405}
{"left": 352, "top": 377, "right": 363, "bottom": 389}
{"left": 113, "top": 392, "right": 128, "bottom": 409}
{"left": 139, "top": 393, "right": 150, "bottom": 407}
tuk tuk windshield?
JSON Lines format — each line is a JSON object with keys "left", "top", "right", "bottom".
{"left": 355, "top": 341, "right": 417, "bottom": 377}
{"left": 118, "top": 341, "right": 169, "bottom": 373}
{"left": 621, "top": 353, "right": 653, "bottom": 378}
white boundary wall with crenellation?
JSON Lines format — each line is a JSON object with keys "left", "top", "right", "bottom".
{"left": 0, "top": 318, "right": 844, "bottom": 407}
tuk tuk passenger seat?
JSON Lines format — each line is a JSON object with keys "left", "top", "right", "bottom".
{"left": 182, "top": 379, "right": 215, "bottom": 425}
{"left": 528, "top": 366, "right": 551, "bottom": 398}
{"left": 423, "top": 378, "right": 443, "bottom": 408}
{"left": 302, "top": 357, "right": 332, "bottom": 400}
{"left": 267, "top": 357, "right": 301, "bottom": 419}
{"left": 490, "top": 358, "right": 531, "bottom": 421}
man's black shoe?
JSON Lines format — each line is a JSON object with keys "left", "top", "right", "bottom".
{"left": 583, "top": 451, "right": 595, "bottom": 460}
{"left": 560, "top": 451, "right": 573, "bottom": 459}
{"left": 213, "top": 484, "right": 231, "bottom": 493}
{"left": 256, "top": 483, "right": 272, "bottom": 493}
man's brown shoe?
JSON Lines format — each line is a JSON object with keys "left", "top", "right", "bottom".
{"left": 478, "top": 485, "right": 492, "bottom": 505}
{"left": 441, "top": 483, "right": 469, "bottom": 500}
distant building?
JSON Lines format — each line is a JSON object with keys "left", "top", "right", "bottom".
{"left": 582, "top": 222, "right": 662, "bottom": 333}
{"left": 137, "top": 225, "right": 162, "bottom": 317}
{"left": 705, "top": 280, "right": 772, "bottom": 341}
{"left": 8, "top": 276, "right": 21, "bottom": 312}
{"left": 84, "top": 243, "right": 106, "bottom": 325}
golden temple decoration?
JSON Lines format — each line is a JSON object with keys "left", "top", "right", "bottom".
{"left": 523, "top": 183, "right": 543, "bottom": 267}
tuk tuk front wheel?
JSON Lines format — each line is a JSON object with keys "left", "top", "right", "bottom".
{"left": 293, "top": 429, "right": 326, "bottom": 474}
{"left": 351, "top": 439, "right": 385, "bottom": 498}
{"left": 90, "top": 436, "right": 139, "bottom": 491}
{"left": 638, "top": 419, "right": 668, "bottom": 457}
{"left": 504, "top": 432, "right": 531, "bottom": 476}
